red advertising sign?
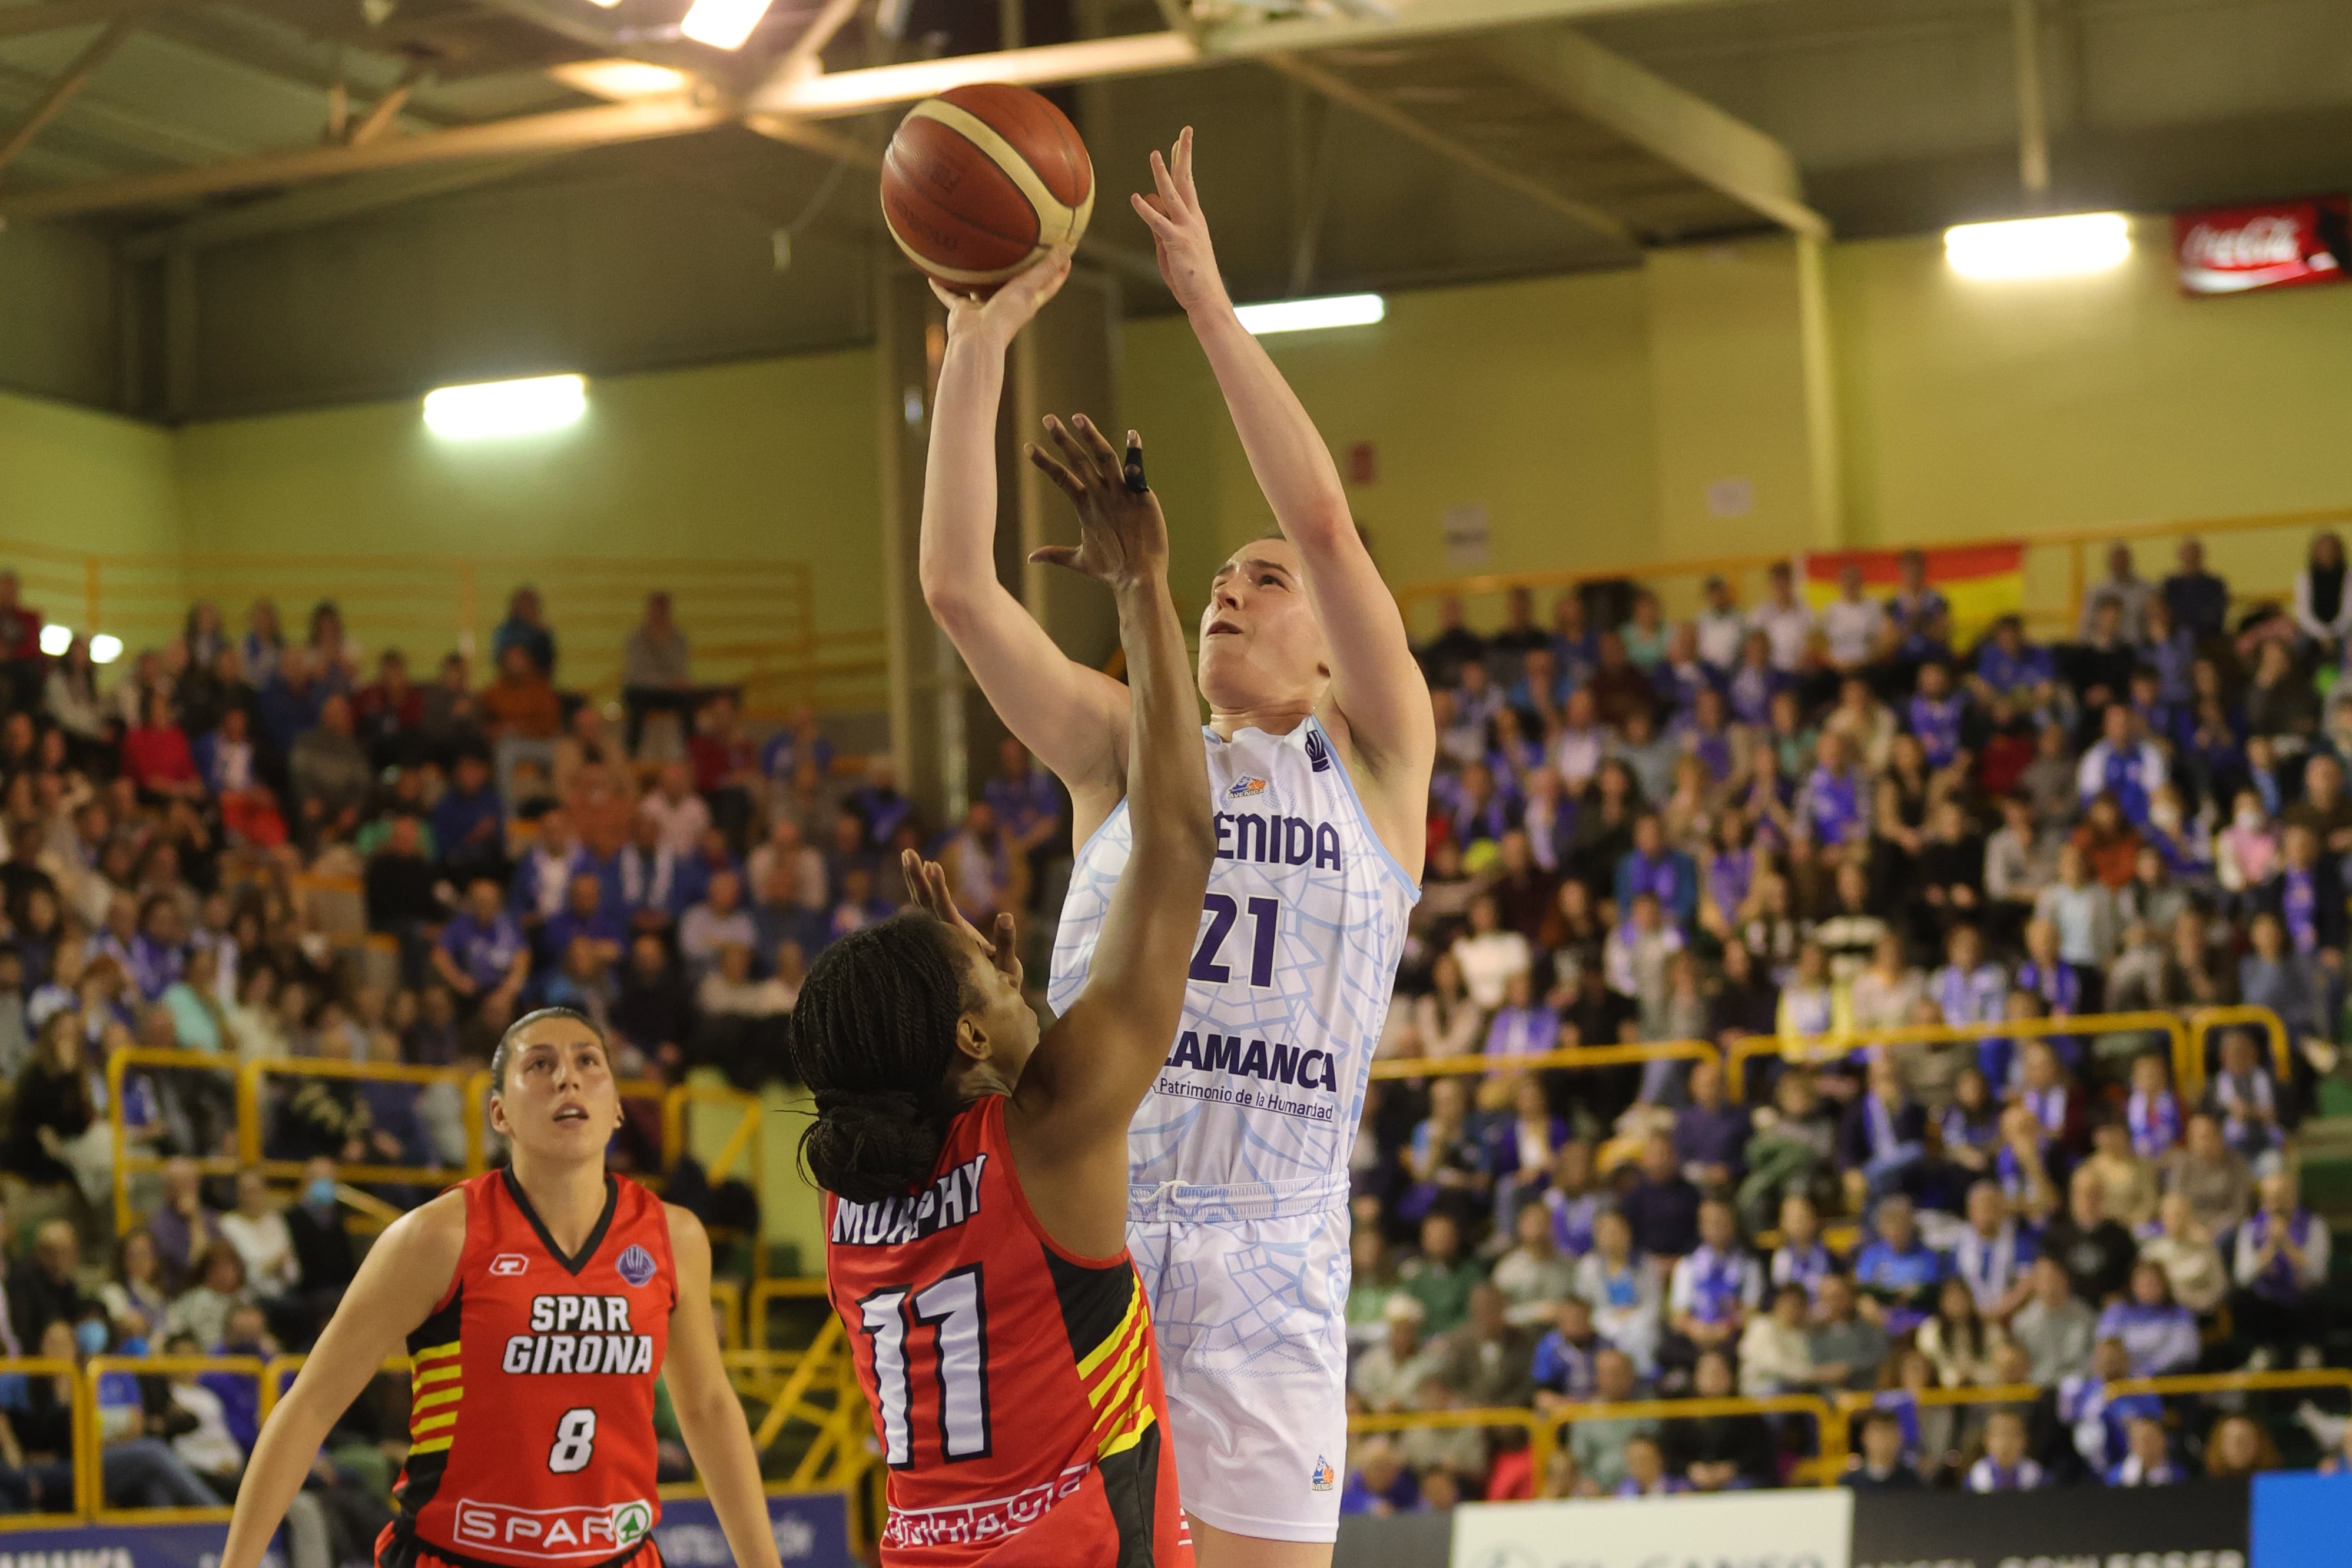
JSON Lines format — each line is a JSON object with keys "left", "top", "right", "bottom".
{"left": 2175, "top": 195, "right": 2351, "bottom": 295}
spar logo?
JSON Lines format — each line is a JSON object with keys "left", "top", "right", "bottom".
{"left": 454, "top": 1497, "right": 654, "bottom": 1556}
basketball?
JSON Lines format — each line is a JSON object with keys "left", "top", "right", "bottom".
{"left": 880, "top": 83, "right": 1094, "bottom": 292}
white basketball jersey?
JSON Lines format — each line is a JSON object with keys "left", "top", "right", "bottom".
{"left": 1049, "top": 719, "right": 1419, "bottom": 1220}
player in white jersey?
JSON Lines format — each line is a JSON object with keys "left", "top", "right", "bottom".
{"left": 917, "top": 130, "right": 1434, "bottom": 1567}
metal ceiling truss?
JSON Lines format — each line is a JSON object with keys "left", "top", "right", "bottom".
{"left": 0, "top": 0, "right": 1820, "bottom": 255}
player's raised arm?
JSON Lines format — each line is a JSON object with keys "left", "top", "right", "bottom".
{"left": 996, "top": 418, "right": 1212, "bottom": 1252}
{"left": 218, "top": 1191, "right": 466, "bottom": 1568}
{"left": 1133, "top": 129, "right": 1436, "bottom": 803}
{"left": 661, "top": 1207, "right": 782, "bottom": 1568}
{"left": 915, "top": 252, "right": 1134, "bottom": 835}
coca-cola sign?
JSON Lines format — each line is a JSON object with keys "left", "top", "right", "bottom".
{"left": 2174, "top": 196, "right": 2351, "bottom": 295}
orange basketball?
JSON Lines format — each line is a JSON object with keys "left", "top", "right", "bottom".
{"left": 881, "top": 83, "right": 1094, "bottom": 292}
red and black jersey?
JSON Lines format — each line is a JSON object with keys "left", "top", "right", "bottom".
{"left": 825, "top": 1096, "right": 1190, "bottom": 1567}
{"left": 380, "top": 1169, "right": 676, "bottom": 1568}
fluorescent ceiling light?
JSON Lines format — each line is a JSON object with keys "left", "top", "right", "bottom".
{"left": 547, "top": 59, "right": 694, "bottom": 101}
{"left": 1945, "top": 212, "right": 2131, "bottom": 281}
{"left": 38, "top": 623, "right": 69, "bottom": 657}
{"left": 681, "top": 0, "right": 774, "bottom": 49}
{"left": 89, "top": 633, "right": 122, "bottom": 665}
{"left": 423, "top": 374, "right": 587, "bottom": 440}
{"left": 1233, "top": 293, "right": 1386, "bottom": 336}
{"left": 581, "top": 0, "right": 618, "bottom": 7}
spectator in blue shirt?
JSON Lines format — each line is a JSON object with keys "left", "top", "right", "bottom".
{"left": 431, "top": 877, "right": 528, "bottom": 1009}
{"left": 1614, "top": 813, "right": 1698, "bottom": 931}
{"left": 2161, "top": 538, "right": 2230, "bottom": 642}
{"left": 980, "top": 739, "right": 1064, "bottom": 903}
{"left": 1852, "top": 1195, "right": 1945, "bottom": 1337}
{"left": 2106, "top": 1414, "right": 2184, "bottom": 1486}
{"left": 1673, "top": 1059, "right": 1749, "bottom": 1192}
{"left": 1907, "top": 660, "right": 1968, "bottom": 771}
{"left": 2095, "top": 1260, "right": 2199, "bottom": 1376}
{"left": 1619, "top": 1133, "right": 1703, "bottom": 1260}
{"left": 1530, "top": 1293, "right": 1608, "bottom": 1411}
{"left": 1885, "top": 552, "right": 1952, "bottom": 660}
{"left": 490, "top": 584, "right": 556, "bottom": 678}
{"left": 430, "top": 750, "right": 505, "bottom": 879}
{"left": 1338, "top": 1437, "right": 1418, "bottom": 1516}
{"left": 540, "top": 871, "right": 626, "bottom": 974}
{"left": 1974, "top": 616, "right": 2055, "bottom": 699}
{"left": 1839, "top": 1056, "right": 1928, "bottom": 1208}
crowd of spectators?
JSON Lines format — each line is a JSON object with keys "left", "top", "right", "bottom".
{"left": 1338, "top": 533, "right": 2352, "bottom": 1513}
{"left": 0, "top": 579, "right": 1054, "bottom": 1535}
{"left": 2, "top": 527, "right": 2349, "bottom": 1532}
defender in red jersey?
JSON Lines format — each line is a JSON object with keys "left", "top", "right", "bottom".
{"left": 218, "top": 1010, "right": 782, "bottom": 1568}
{"left": 792, "top": 398, "right": 1213, "bottom": 1567}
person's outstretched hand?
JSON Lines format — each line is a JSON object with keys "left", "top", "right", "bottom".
{"left": 1025, "top": 414, "right": 1169, "bottom": 592}
{"left": 902, "top": 849, "right": 1020, "bottom": 989}
{"left": 1131, "top": 127, "right": 1228, "bottom": 317}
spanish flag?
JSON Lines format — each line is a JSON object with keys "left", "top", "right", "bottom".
{"left": 1802, "top": 543, "right": 2026, "bottom": 644}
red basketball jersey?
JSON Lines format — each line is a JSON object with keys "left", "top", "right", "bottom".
{"left": 381, "top": 1169, "right": 676, "bottom": 1568}
{"left": 826, "top": 1096, "right": 1190, "bottom": 1567}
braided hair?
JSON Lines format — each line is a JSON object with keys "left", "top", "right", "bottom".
{"left": 787, "top": 913, "right": 978, "bottom": 1204}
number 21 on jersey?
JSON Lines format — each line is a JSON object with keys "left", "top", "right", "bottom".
{"left": 1189, "top": 895, "right": 1279, "bottom": 986}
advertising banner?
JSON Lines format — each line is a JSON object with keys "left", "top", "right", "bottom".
{"left": 0, "top": 1493, "right": 851, "bottom": 1568}
{"left": 2250, "top": 1471, "right": 2352, "bottom": 1568}
{"left": 1850, "top": 1479, "right": 2248, "bottom": 1568}
{"left": 1452, "top": 1486, "right": 1852, "bottom": 1568}
{"left": 2174, "top": 197, "right": 2351, "bottom": 295}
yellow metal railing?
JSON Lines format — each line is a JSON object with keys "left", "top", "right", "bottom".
{"left": 1361, "top": 1008, "right": 2284, "bottom": 1116}
{"left": 85, "top": 1355, "right": 263, "bottom": 1526}
{"left": 0, "top": 1357, "right": 92, "bottom": 1529}
{"left": 1351, "top": 1392, "right": 1845, "bottom": 1490}
{"left": 1371, "top": 1039, "right": 1719, "bottom": 1082}
{"left": 1831, "top": 1366, "right": 2352, "bottom": 1445}
{"left": 1724, "top": 1010, "right": 2192, "bottom": 1101}
{"left": 1394, "top": 504, "right": 2352, "bottom": 643}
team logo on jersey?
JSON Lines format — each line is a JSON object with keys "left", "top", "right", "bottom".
{"left": 1303, "top": 730, "right": 1332, "bottom": 773}
{"left": 1226, "top": 775, "right": 1268, "bottom": 798}
{"left": 615, "top": 1244, "right": 657, "bottom": 1287}
{"left": 454, "top": 1497, "right": 655, "bottom": 1556}
{"left": 505, "top": 1294, "right": 656, "bottom": 1375}
{"left": 1310, "top": 1456, "right": 1335, "bottom": 1492}
{"left": 490, "top": 1254, "right": 529, "bottom": 1277}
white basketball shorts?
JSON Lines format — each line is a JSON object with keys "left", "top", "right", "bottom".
{"left": 1126, "top": 1206, "right": 1351, "bottom": 1543}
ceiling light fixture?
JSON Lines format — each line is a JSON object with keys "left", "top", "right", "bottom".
{"left": 423, "top": 374, "right": 588, "bottom": 440}
{"left": 37, "top": 624, "right": 69, "bottom": 657}
{"left": 547, "top": 59, "right": 694, "bottom": 99}
{"left": 1944, "top": 212, "right": 2131, "bottom": 281}
{"left": 680, "top": 0, "right": 775, "bottom": 49}
{"left": 89, "top": 634, "right": 122, "bottom": 665}
{"left": 1233, "top": 293, "right": 1386, "bottom": 335}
